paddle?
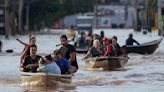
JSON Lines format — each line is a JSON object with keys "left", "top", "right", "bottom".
{"left": 56, "top": 39, "right": 73, "bottom": 47}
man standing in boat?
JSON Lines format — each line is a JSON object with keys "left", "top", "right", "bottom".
{"left": 59, "top": 35, "right": 78, "bottom": 73}
{"left": 126, "top": 33, "right": 140, "bottom": 45}
{"left": 20, "top": 45, "right": 42, "bottom": 72}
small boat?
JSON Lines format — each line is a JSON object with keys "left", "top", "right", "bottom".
{"left": 122, "top": 38, "right": 163, "bottom": 54}
{"left": 21, "top": 72, "right": 72, "bottom": 87}
{"left": 84, "top": 55, "right": 128, "bottom": 70}
{"left": 76, "top": 47, "right": 89, "bottom": 53}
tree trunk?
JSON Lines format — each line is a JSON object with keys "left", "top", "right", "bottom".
{"left": 5, "top": 0, "right": 10, "bottom": 39}
{"left": 18, "top": 0, "right": 24, "bottom": 34}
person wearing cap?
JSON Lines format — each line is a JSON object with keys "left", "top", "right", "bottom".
{"left": 83, "top": 39, "right": 102, "bottom": 59}
{"left": 102, "top": 37, "right": 113, "bottom": 56}
{"left": 126, "top": 33, "right": 140, "bottom": 45}
{"left": 20, "top": 45, "right": 42, "bottom": 72}
{"left": 37, "top": 55, "right": 61, "bottom": 74}
{"left": 53, "top": 49, "right": 72, "bottom": 74}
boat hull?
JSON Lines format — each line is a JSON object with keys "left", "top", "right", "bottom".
{"left": 84, "top": 56, "right": 128, "bottom": 70}
{"left": 123, "top": 38, "right": 163, "bottom": 54}
{"left": 21, "top": 72, "right": 72, "bottom": 87}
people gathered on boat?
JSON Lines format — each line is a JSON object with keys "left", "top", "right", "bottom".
{"left": 126, "top": 33, "right": 140, "bottom": 45}
{"left": 18, "top": 32, "right": 131, "bottom": 74}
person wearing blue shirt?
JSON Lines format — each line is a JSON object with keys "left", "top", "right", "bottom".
{"left": 37, "top": 55, "right": 61, "bottom": 74}
{"left": 53, "top": 49, "right": 72, "bottom": 74}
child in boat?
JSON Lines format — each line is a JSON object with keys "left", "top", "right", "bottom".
{"left": 37, "top": 55, "right": 61, "bottom": 74}
{"left": 17, "top": 36, "right": 36, "bottom": 64}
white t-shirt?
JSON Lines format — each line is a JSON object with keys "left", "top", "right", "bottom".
{"left": 38, "top": 62, "right": 61, "bottom": 74}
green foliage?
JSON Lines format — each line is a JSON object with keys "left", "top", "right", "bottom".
{"left": 28, "top": 0, "right": 94, "bottom": 30}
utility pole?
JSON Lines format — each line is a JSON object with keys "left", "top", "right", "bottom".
{"left": 26, "top": 2, "right": 29, "bottom": 32}
{"left": 5, "top": 0, "right": 10, "bottom": 39}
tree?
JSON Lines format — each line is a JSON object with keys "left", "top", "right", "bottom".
{"left": 28, "top": 0, "right": 95, "bottom": 31}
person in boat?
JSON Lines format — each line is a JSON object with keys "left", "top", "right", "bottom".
{"left": 126, "top": 33, "right": 140, "bottom": 45}
{"left": 112, "top": 36, "right": 122, "bottom": 56}
{"left": 37, "top": 55, "right": 61, "bottom": 74}
{"left": 53, "top": 49, "right": 73, "bottom": 74}
{"left": 77, "top": 32, "right": 86, "bottom": 47}
{"left": 102, "top": 37, "right": 118, "bottom": 56}
{"left": 83, "top": 39, "right": 102, "bottom": 59}
{"left": 102, "top": 37, "right": 112, "bottom": 56}
{"left": 85, "top": 32, "right": 93, "bottom": 48}
{"left": 17, "top": 36, "right": 36, "bottom": 64}
{"left": 0, "top": 40, "right": 2, "bottom": 52}
{"left": 20, "top": 45, "right": 42, "bottom": 72}
{"left": 59, "top": 35, "right": 78, "bottom": 73}
{"left": 100, "top": 30, "right": 104, "bottom": 40}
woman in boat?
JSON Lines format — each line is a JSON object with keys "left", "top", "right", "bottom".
{"left": 37, "top": 55, "right": 61, "bottom": 74}
{"left": 126, "top": 33, "right": 140, "bottom": 45}
{"left": 83, "top": 39, "right": 102, "bottom": 59}
{"left": 112, "top": 36, "right": 122, "bottom": 56}
{"left": 17, "top": 36, "right": 36, "bottom": 64}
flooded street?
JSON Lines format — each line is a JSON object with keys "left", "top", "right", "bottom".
{"left": 0, "top": 29, "right": 164, "bottom": 92}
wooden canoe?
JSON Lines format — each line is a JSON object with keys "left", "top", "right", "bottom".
{"left": 84, "top": 56, "right": 128, "bottom": 71}
{"left": 21, "top": 72, "right": 72, "bottom": 87}
{"left": 123, "top": 38, "right": 163, "bottom": 54}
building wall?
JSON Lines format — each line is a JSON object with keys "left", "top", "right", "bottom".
{"left": 95, "top": 5, "right": 135, "bottom": 28}
{"left": 158, "top": 0, "right": 164, "bottom": 36}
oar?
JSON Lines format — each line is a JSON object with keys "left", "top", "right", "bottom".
{"left": 56, "top": 39, "right": 73, "bottom": 47}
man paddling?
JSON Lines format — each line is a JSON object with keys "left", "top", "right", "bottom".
{"left": 126, "top": 33, "right": 140, "bottom": 45}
